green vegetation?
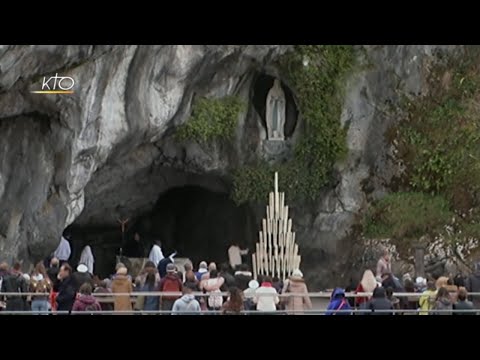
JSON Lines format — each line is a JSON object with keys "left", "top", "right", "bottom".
{"left": 364, "top": 192, "right": 454, "bottom": 252}
{"left": 364, "top": 47, "right": 480, "bottom": 251}
{"left": 232, "top": 45, "right": 357, "bottom": 204}
{"left": 177, "top": 96, "right": 245, "bottom": 143}
{"left": 398, "top": 54, "right": 480, "bottom": 207}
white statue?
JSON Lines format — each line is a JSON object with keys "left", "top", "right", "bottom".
{"left": 266, "top": 79, "right": 286, "bottom": 140}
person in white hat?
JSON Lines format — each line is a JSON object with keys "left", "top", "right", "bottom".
{"left": 415, "top": 277, "right": 427, "bottom": 292}
{"left": 77, "top": 264, "right": 88, "bottom": 273}
{"left": 243, "top": 279, "right": 259, "bottom": 311}
{"left": 281, "top": 269, "right": 312, "bottom": 314}
{"left": 72, "top": 263, "right": 94, "bottom": 292}
{"left": 111, "top": 266, "right": 133, "bottom": 312}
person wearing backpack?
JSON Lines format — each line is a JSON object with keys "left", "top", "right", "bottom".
{"left": 325, "top": 288, "right": 352, "bottom": 315}
{"left": 94, "top": 280, "right": 114, "bottom": 312}
{"left": 159, "top": 263, "right": 183, "bottom": 313}
{"left": 72, "top": 283, "right": 102, "bottom": 313}
{"left": 201, "top": 269, "right": 225, "bottom": 312}
{"left": 1, "top": 262, "right": 28, "bottom": 312}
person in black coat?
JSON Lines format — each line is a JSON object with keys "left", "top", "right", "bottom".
{"left": 381, "top": 272, "right": 407, "bottom": 309}
{"left": 1, "top": 263, "right": 28, "bottom": 312}
{"left": 124, "top": 232, "right": 146, "bottom": 258}
{"left": 56, "top": 264, "right": 77, "bottom": 313}
{"left": 47, "top": 257, "right": 61, "bottom": 291}
{"left": 72, "top": 264, "right": 94, "bottom": 293}
{"left": 219, "top": 263, "right": 236, "bottom": 290}
{"left": 234, "top": 264, "right": 253, "bottom": 291}
{"left": 157, "top": 252, "right": 176, "bottom": 278}
{"left": 364, "top": 287, "right": 394, "bottom": 315}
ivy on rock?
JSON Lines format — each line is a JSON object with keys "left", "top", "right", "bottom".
{"left": 177, "top": 96, "right": 245, "bottom": 143}
{"left": 233, "top": 45, "right": 357, "bottom": 204}
{"left": 364, "top": 47, "right": 480, "bottom": 254}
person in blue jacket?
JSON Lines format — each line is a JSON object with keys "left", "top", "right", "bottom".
{"left": 325, "top": 288, "right": 352, "bottom": 315}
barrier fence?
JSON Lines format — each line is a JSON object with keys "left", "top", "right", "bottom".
{"left": 2, "top": 291, "right": 480, "bottom": 298}
{"left": 1, "top": 290, "right": 479, "bottom": 315}
{"left": 0, "top": 309, "right": 478, "bottom": 315}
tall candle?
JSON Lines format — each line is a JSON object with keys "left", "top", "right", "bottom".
{"left": 280, "top": 193, "right": 284, "bottom": 217}
{"left": 274, "top": 172, "right": 278, "bottom": 196}
{"left": 279, "top": 193, "right": 284, "bottom": 219}
{"left": 252, "top": 254, "right": 257, "bottom": 280}
{"left": 256, "top": 243, "right": 260, "bottom": 274}
{"left": 275, "top": 192, "right": 279, "bottom": 219}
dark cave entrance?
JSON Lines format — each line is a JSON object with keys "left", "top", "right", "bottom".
{"left": 68, "top": 186, "right": 257, "bottom": 278}
{"left": 134, "top": 186, "right": 257, "bottom": 267}
{"left": 252, "top": 73, "right": 298, "bottom": 138}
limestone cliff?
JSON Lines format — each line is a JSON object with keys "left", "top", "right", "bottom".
{"left": 0, "top": 45, "right": 459, "bottom": 288}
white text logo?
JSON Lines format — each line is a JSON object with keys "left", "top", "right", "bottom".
{"left": 31, "top": 73, "right": 75, "bottom": 94}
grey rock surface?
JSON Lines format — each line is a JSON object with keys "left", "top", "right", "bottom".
{"left": 0, "top": 45, "right": 460, "bottom": 288}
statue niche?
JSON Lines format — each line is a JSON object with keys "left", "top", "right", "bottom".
{"left": 266, "top": 79, "right": 286, "bottom": 141}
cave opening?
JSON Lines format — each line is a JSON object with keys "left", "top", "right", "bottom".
{"left": 251, "top": 73, "right": 298, "bottom": 138}
{"left": 68, "top": 185, "right": 257, "bottom": 278}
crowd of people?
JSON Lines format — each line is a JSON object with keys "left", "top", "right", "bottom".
{"left": 2, "top": 240, "right": 480, "bottom": 315}
{"left": 0, "top": 255, "right": 314, "bottom": 314}
{"left": 328, "top": 250, "right": 480, "bottom": 315}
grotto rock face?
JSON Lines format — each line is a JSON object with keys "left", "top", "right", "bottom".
{"left": 293, "top": 45, "right": 460, "bottom": 288}
{"left": 0, "top": 45, "right": 461, "bottom": 288}
{"left": 0, "top": 45, "right": 292, "bottom": 265}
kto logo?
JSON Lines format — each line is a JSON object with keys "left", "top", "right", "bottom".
{"left": 31, "top": 73, "right": 75, "bottom": 94}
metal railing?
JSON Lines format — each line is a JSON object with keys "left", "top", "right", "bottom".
{"left": 2, "top": 290, "right": 479, "bottom": 314}
{"left": 0, "top": 308, "right": 478, "bottom": 315}
{"left": 2, "top": 291, "right": 480, "bottom": 298}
